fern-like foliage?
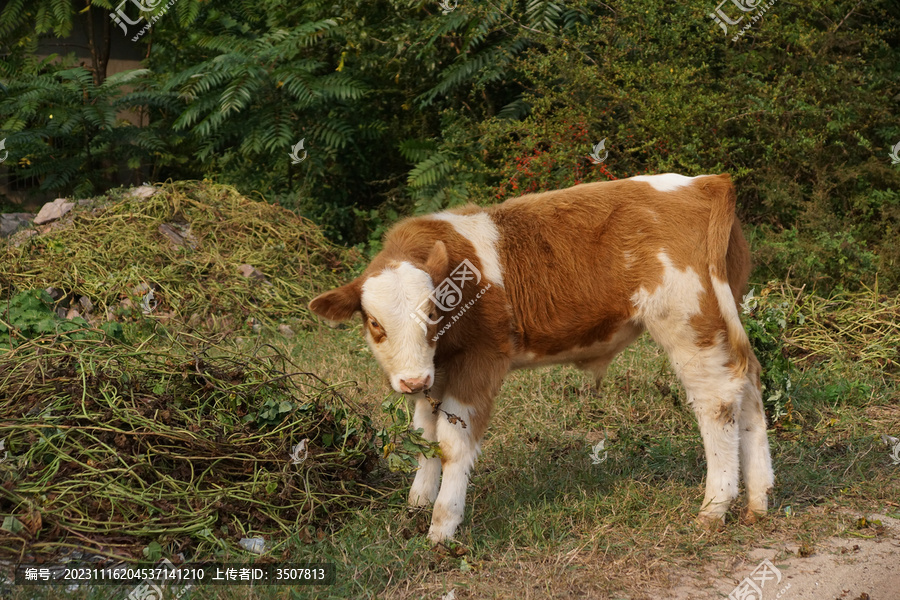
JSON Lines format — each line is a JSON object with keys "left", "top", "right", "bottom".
{"left": 0, "top": 58, "right": 176, "bottom": 197}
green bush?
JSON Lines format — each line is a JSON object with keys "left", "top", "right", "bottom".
{"left": 750, "top": 228, "right": 880, "bottom": 293}
{"left": 741, "top": 284, "right": 800, "bottom": 423}
{"left": 2, "top": 0, "right": 899, "bottom": 291}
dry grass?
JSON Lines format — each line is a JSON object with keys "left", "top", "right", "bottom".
{"left": 780, "top": 283, "right": 900, "bottom": 374}
{"left": 2, "top": 187, "right": 898, "bottom": 598}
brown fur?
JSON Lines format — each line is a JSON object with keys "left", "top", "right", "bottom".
{"left": 486, "top": 175, "right": 750, "bottom": 363}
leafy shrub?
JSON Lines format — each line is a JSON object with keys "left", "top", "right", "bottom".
{"left": 741, "top": 284, "right": 800, "bottom": 423}
{"left": 0, "top": 289, "right": 122, "bottom": 349}
{"left": 376, "top": 395, "right": 440, "bottom": 474}
{"left": 750, "top": 228, "right": 880, "bottom": 294}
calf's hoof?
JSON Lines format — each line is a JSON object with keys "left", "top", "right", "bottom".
{"left": 696, "top": 512, "right": 726, "bottom": 532}
{"left": 427, "top": 520, "right": 460, "bottom": 544}
{"left": 740, "top": 506, "right": 767, "bottom": 525}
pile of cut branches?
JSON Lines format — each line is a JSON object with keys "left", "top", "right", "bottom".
{"left": 0, "top": 330, "right": 383, "bottom": 562}
{"left": 1, "top": 181, "right": 354, "bottom": 334}
{"left": 753, "top": 283, "right": 900, "bottom": 375}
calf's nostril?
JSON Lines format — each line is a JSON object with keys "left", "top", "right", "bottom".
{"left": 400, "top": 377, "right": 427, "bottom": 393}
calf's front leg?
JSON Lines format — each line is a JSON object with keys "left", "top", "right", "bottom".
{"left": 428, "top": 395, "right": 481, "bottom": 543}
{"left": 409, "top": 394, "right": 441, "bottom": 507}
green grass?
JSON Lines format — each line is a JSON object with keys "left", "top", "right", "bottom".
{"left": 300, "top": 325, "right": 898, "bottom": 600}
{"left": 5, "top": 182, "right": 897, "bottom": 598}
{"left": 124, "top": 324, "right": 896, "bottom": 600}
{"left": 3, "top": 311, "right": 898, "bottom": 600}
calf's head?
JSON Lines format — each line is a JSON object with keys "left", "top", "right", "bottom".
{"left": 308, "top": 241, "right": 449, "bottom": 395}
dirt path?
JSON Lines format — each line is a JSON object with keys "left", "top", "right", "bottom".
{"left": 659, "top": 513, "right": 900, "bottom": 600}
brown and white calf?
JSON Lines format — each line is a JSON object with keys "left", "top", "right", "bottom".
{"left": 309, "top": 173, "right": 774, "bottom": 542}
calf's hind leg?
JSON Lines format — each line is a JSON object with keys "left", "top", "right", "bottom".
{"left": 738, "top": 354, "right": 774, "bottom": 521}
{"left": 648, "top": 323, "right": 745, "bottom": 524}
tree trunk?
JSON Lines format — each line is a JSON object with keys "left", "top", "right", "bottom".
{"left": 84, "top": 1, "right": 112, "bottom": 85}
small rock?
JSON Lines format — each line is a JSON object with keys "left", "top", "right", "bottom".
{"left": 120, "top": 298, "right": 135, "bottom": 311}
{"left": 126, "top": 185, "right": 157, "bottom": 199}
{"left": 9, "top": 228, "right": 37, "bottom": 247}
{"left": 79, "top": 296, "right": 94, "bottom": 313}
{"left": 45, "top": 287, "right": 64, "bottom": 301}
{"left": 34, "top": 198, "right": 74, "bottom": 225}
{"left": 238, "top": 264, "right": 268, "bottom": 282}
{"left": 277, "top": 324, "right": 295, "bottom": 338}
{"left": 56, "top": 307, "right": 67, "bottom": 319}
{"left": 65, "top": 307, "right": 81, "bottom": 320}
{"left": 158, "top": 223, "right": 198, "bottom": 250}
{"left": 1, "top": 213, "right": 34, "bottom": 238}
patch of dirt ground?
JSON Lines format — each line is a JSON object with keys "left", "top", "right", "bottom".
{"left": 401, "top": 512, "right": 900, "bottom": 600}
{"left": 658, "top": 513, "right": 900, "bottom": 600}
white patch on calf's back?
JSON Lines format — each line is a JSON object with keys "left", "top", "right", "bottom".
{"left": 631, "top": 173, "right": 704, "bottom": 192}
{"left": 360, "top": 262, "right": 436, "bottom": 393}
{"left": 431, "top": 212, "right": 504, "bottom": 287}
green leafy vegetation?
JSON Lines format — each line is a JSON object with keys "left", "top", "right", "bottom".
{"left": 2, "top": 2, "right": 900, "bottom": 598}
{"left": 2, "top": 0, "right": 896, "bottom": 289}
{"left": 0, "top": 288, "right": 122, "bottom": 349}
{"left": 742, "top": 284, "right": 801, "bottom": 422}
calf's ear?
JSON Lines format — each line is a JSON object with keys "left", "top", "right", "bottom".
{"left": 424, "top": 240, "right": 450, "bottom": 285}
{"left": 309, "top": 281, "right": 362, "bottom": 322}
